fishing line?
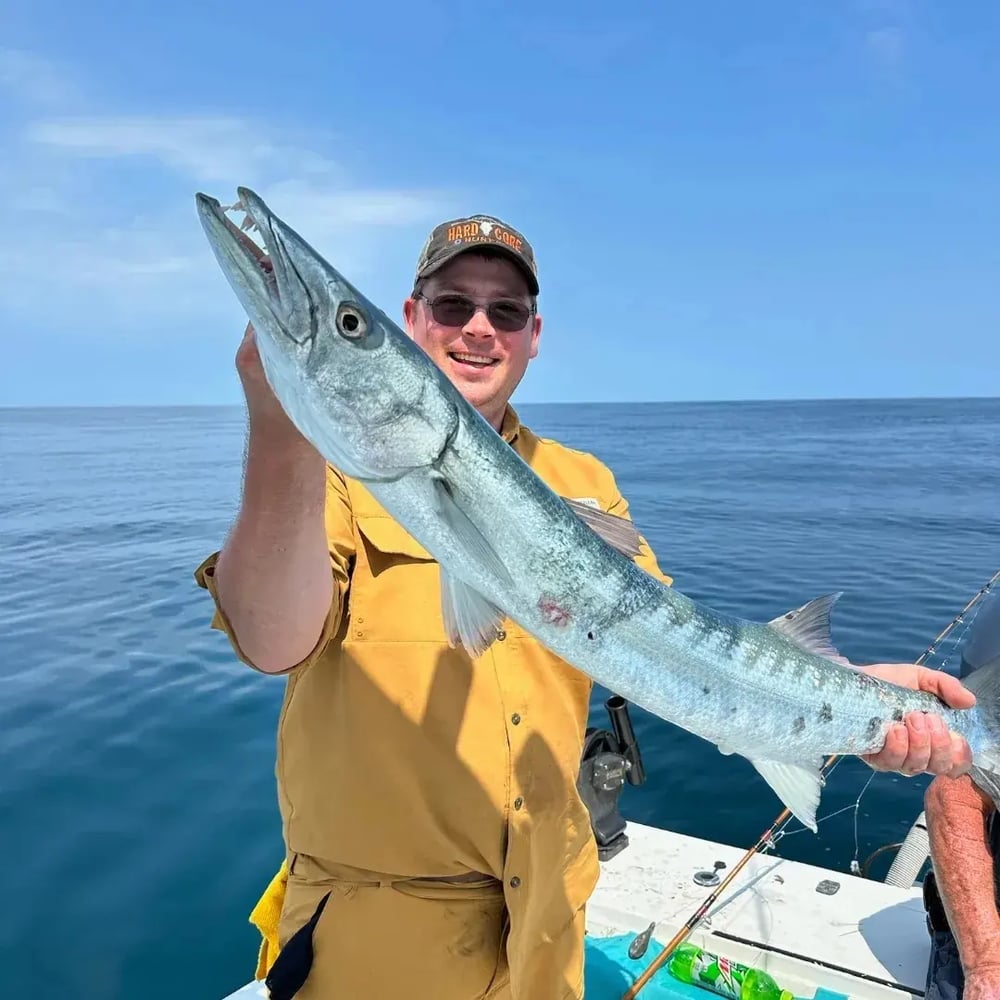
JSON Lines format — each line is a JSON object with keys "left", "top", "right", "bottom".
{"left": 622, "top": 567, "right": 1000, "bottom": 1000}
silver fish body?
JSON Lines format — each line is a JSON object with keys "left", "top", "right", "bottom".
{"left": 196, "top": 187, "right": 1000, "bottom": 830}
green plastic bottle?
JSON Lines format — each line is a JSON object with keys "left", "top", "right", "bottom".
{"left": 666, "top": 942, "right": 795, "bottom": 1000}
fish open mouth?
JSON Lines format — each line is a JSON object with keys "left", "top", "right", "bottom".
{"left": 197, "top": 190, "right": 282, "bottom": 306}
{"left": 219, "top": 199, "right": 278, "bottom": 297}
{"left": 197, "top": 186, "right": 329, "bottom": 347}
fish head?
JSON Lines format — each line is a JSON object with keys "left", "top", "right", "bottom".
{"left": 195, "top": 186, "right": 389, "bottom": 372}
{"left": 196, "top": 186, "right": 459, "bottom": 479}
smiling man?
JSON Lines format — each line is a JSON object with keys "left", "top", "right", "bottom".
{"left": 195, "top": 210, "right": 974, "bottom": 1000}
{"left": 405, "top": 214, "right": 542, "bottom": 430}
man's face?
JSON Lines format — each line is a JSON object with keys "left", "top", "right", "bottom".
{"left": 403, "top": 253, "right": 542, "bottom": 428}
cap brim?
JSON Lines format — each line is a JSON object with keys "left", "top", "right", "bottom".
{"left": 417, "top": 243, "right": 539, "bottom": 296}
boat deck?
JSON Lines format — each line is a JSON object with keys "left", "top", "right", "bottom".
{"left": 589, "top": 821, "right": 930, "bottom": 999}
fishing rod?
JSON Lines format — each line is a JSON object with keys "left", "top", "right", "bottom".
{"left": 621, "top": 567, "right": 1000, "bottom": 1000}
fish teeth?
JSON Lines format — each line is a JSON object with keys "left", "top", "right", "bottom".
{"left": 221, "top": 199, "right": 260, "bottom": 235}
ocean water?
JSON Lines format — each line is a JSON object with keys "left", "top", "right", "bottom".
{"left": 2, "top": 397, "right": 999, "bottom": 999}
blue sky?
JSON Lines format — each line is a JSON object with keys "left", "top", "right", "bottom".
{"left": 1, "top": 0, "right": 997, "bottom": 406}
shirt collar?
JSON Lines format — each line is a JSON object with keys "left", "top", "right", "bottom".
{"left": 499, "top": 404, "right": 521, "bottom": 444}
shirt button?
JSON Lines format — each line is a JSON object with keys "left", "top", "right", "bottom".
{"left": 514, "top": 796, "right": 524, "bottom": 810}
{"left": 511, "top": 713, "right": 521, "bottom": 725}
{"left": 509, "top": 876, "right": 521, "bottom": 888}
{"left": 496, "top": 628, "right": 507, "bottom": 641}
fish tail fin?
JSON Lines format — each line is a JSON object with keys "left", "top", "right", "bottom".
{"left": 963, "top": 657, "right": 1000, "bottom": 806}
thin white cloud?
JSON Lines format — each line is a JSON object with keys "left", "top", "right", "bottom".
{"left": 27, "top": 115, "right": 304, "bottom": 183}
{"left": 0, "top": 61, "right": 459, "bottom": 337}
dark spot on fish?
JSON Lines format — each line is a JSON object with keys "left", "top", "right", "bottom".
{"left": 866, "top": 716, "right": 884, "bottom": 741}
{"left": 702, "top": 685, "right": 711, "bottom": 696}
{"left": 587, "top": 631, "right": 595, "bottom": 640}
{"left": 730, "top": 706, "right": 738, "bottom": 714}
{"left": 784, "top": 612, "right": 795, "bottom": 620}
{"left": 892, "top": 708, "right": 904, "bottom": 722}
{"left": 818, "top": 702, "right": 833, "bottom": 723}
{"left": 792, "top": 716, "right": 806, "bottom": 734}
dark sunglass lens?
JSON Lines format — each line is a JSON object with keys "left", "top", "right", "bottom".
{"left": 430, "top": 295, "right": 475, "bottom": 326}
{"left": 488, "top": 302, "right": 531, "bottom": 331}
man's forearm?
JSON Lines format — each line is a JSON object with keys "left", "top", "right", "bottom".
{"left": 926, "top": 775, "right": 1000, "bottom": 973}
{"left": 214, "top": 424, "right": 333, "bottom": 673}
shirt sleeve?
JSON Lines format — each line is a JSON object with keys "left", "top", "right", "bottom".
{"left": 192, "top": 465, "right": 356, "bottom": 674}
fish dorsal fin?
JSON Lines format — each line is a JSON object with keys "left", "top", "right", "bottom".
{"left": 563, "top": 497, "right": 643, "bottom": 559}
{"left": 430, "top": 473, "right": 513, "bottom": 658}
{"left": 767, "top": 593, "right": 851, "bottom": 666}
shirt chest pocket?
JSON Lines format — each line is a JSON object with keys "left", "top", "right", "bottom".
{"left": 347, "top": 515, "right": 448, "bottom": 644}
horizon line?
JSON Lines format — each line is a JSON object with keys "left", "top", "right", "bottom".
{"left": 2, "top": 393, "right": 999, "bottom": 410}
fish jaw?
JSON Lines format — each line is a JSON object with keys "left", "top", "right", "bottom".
{"left": 196, "top": 186, "right": 386, "bottom": 361}
{"left": 195, "top": 187, "right": 461, "bottom": 483}
{"left": 235, "top": 185, "right": 390, "bottom": 357}
{"left": 195, "top": 192, "right": 283, "bottom": 344}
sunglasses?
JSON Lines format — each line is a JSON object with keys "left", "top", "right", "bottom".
{"left": 416, "top": 293, "right": 534, "bottom": 333}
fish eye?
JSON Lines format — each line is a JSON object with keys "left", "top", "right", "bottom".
{"left": 336, "top": 303, "right": 368, "bottom": 339}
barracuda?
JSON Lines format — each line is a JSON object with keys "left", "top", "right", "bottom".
{"left": 196, "top": 186, "right": 1000, "bottom": 831}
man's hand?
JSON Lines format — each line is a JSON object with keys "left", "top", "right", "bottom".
{"left": 236, "top": 321, "right": 282, "bottom": 421}
{"left": 236, "top": 322, "right": 312, "bottom": 447}
{"left": 858, "top": 663, "right": 975, "bottom": 777}
{"left": 965, "top": 965, "right": 1000, "bottom": 1000}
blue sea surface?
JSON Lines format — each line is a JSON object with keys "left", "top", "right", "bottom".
{"left": 2, "top": 398, "right": 998, "bottom": 999}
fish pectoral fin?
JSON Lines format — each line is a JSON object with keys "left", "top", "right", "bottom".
{"left": 440, "top": 570, "right": 507, "bottom": 658}
{"left": 563, "top": 497, "right": 643, "bottom": 559}
{"left": 429, "top": 474, "right": 514, "bottom": 658}
{"left": 749, "top": 759, "right": 825, "bottom": 833}
{"left": 766, "top": 593, "right": 852, "bottom": 666}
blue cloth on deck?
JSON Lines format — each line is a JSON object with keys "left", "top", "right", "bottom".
{"left": 583, "top": 934, "right": 845, "bottom": 1000}
{"left": 583, "top": 934, "right": 714, "bottom": 1000}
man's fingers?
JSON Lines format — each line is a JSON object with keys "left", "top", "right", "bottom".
{"left": 898, "top": 712, "right": 932, "bottom": 775}
{"left": 863, "top": 714, "right": 973, "bottom": 778}
{"left": 923, "top": 714, "right": 956, "bottom": 775}
{"left": 921, "top": 671, "right": 977, "bottom": 709}
{"left": 863, "top": 723, "right": 908, "bottom": 772}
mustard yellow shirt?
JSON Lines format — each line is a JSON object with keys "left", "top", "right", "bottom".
{"left": 194, "top": 405, "right": 672, "bottom": 980}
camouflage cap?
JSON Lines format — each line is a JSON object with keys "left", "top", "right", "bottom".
{"left": 414, "top": 214, "right": 539, "bottom": 295}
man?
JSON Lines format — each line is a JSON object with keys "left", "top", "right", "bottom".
{"left": 924, "top": 592, "right": 1000, "bottom": 1000}
{"left": 195, "top": 212, "right": 974, "bottom": 999}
